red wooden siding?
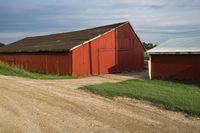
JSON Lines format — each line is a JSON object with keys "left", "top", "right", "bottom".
{"left": 72, "top": 23, "right": 144, "bottom": 76}
{"left": 72, "top": 29, "right": 117, "bottom": 76}
{"left": 0, "top": 52, "right": 72, "bottom": 75}
{"left": 0, "top": 23, "right": 144, "bottom": 76}
{"left": 98, "top": 49, "right": 116, "bottom": 74}
{"left": 116, "top": 23, "right": 144, "bottom": 71}
{"left": 150, "top": 54, "right": 200, "bottom": 81}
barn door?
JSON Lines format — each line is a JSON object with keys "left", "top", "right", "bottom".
{"left": 98, "top": 49, "right": 117, "bottom": 74}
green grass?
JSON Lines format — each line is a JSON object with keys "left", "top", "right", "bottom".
{"left": 80, "top": 79, "right": 200, "bottom": 116}
{"left": 0, "top": 62, "right": 75, "bottom": 79}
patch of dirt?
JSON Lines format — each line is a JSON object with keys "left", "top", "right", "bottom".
{"left": 0, "top": 71, "right": 199, "bottom": 133}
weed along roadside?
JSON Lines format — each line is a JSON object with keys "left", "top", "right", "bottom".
{"left": 0, "top": 62, "right": 76, "bottom": 79}
{"left": 80, "top": 79, "right": 200, "bottom": 116}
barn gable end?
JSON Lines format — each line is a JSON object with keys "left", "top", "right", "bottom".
{"left": 71, "top": 22, "right": 144, "bottom": 76}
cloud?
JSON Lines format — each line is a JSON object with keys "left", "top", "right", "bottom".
{"left": 137, "top": 29, "right": 200, "bottom": 34}
{"left": 111, "top": 0, "right": 166, "bottom": 8}
{"left": 0, "top": 0, "right": 200, "bottom": 44}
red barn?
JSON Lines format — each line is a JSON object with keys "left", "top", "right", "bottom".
{"left": 0, "top": 22, "right": 144, "bottom": 76}
{"left": 148, "top": 37, "right": 200, "bottom": 81}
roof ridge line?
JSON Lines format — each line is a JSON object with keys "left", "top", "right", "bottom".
{"left": 25, "top": 22, "right": 128, "bottom": 39}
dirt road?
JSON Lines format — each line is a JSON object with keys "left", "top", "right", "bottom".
{"left": 0, "top": 72, "right": 199, "bottom": 133}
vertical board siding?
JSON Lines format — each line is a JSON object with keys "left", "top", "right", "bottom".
{"left": 0, "top": 52, "right": 71, "bottom": 75}
{"left": 0, "top": 23, "right": 144, "bottom": 76}
{"left": 72, "top": 44, "right": 91, "bottom": 76}
{"left": 151, "top": 54, "right": 200, "bottom": 81}
{"left": 72, "top": 29, "right": 117, "bottom": 76}
{"left": 98, "top": 49, "right": 116, "bottom": 74}
{"left": 116, "top": 23, "right": 144, "bottom": 71}
{"left": 72, "top": 23, "right": 144, "bottom": 76}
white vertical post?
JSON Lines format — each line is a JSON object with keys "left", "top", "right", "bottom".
{"left": 148, "top": 55, "right": 152, "bottom": 79}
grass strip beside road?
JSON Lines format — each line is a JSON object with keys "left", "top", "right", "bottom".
{"left": 0, "top": 62, "right": 75, "bottom": 79}
{"left": 80, "top": 79, "right": 200, "bottom": 116}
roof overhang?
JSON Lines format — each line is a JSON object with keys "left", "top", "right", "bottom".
{"left": 0, "top": 50, "right": 70, "bottom": 54}
{"left": 148, "top": 52, "right": 200, "bottom": 55}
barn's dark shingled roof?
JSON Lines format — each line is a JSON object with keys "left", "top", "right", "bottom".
{"left": 0, "top": 22, "right": 127, "bottom": 53}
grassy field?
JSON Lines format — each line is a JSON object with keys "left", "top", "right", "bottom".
{"left": 0, "top": 62, "right": 75, "bottom": 79}
{"left": 80, "top": 79, "right": 200, "bottom": 116}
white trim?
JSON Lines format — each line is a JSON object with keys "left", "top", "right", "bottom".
{"left": 69, "top": 23, "right": 127, "bottom": 51}
{"left": 70, "top": 35, "right": 101, "bottom": 51}
{"left": 148, "top": 55, "right": 152, "bottom": 80}
{"left": 70, "top": 29, "right": 115, "bottom": 51}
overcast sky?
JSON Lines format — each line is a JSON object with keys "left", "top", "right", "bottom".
{"left": 0, "top": 0, "right": 200, "bottom": 44}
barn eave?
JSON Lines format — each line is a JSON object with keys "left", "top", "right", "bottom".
{"left": 148, "top": 51, "right": 200, "bottom": 55}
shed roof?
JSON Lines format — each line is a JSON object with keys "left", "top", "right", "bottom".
{"left": 148, "top": 37, "right": 200, "bottom": 54}
{"left": 0, "top": 22, "right": 127, "bottom": 53}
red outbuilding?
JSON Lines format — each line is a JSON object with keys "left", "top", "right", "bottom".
{"left": 148, "top": 37, "right": 200, "bottom": 81}
{"left": 0, "top": 22, "right": 144, "bottom": 76}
